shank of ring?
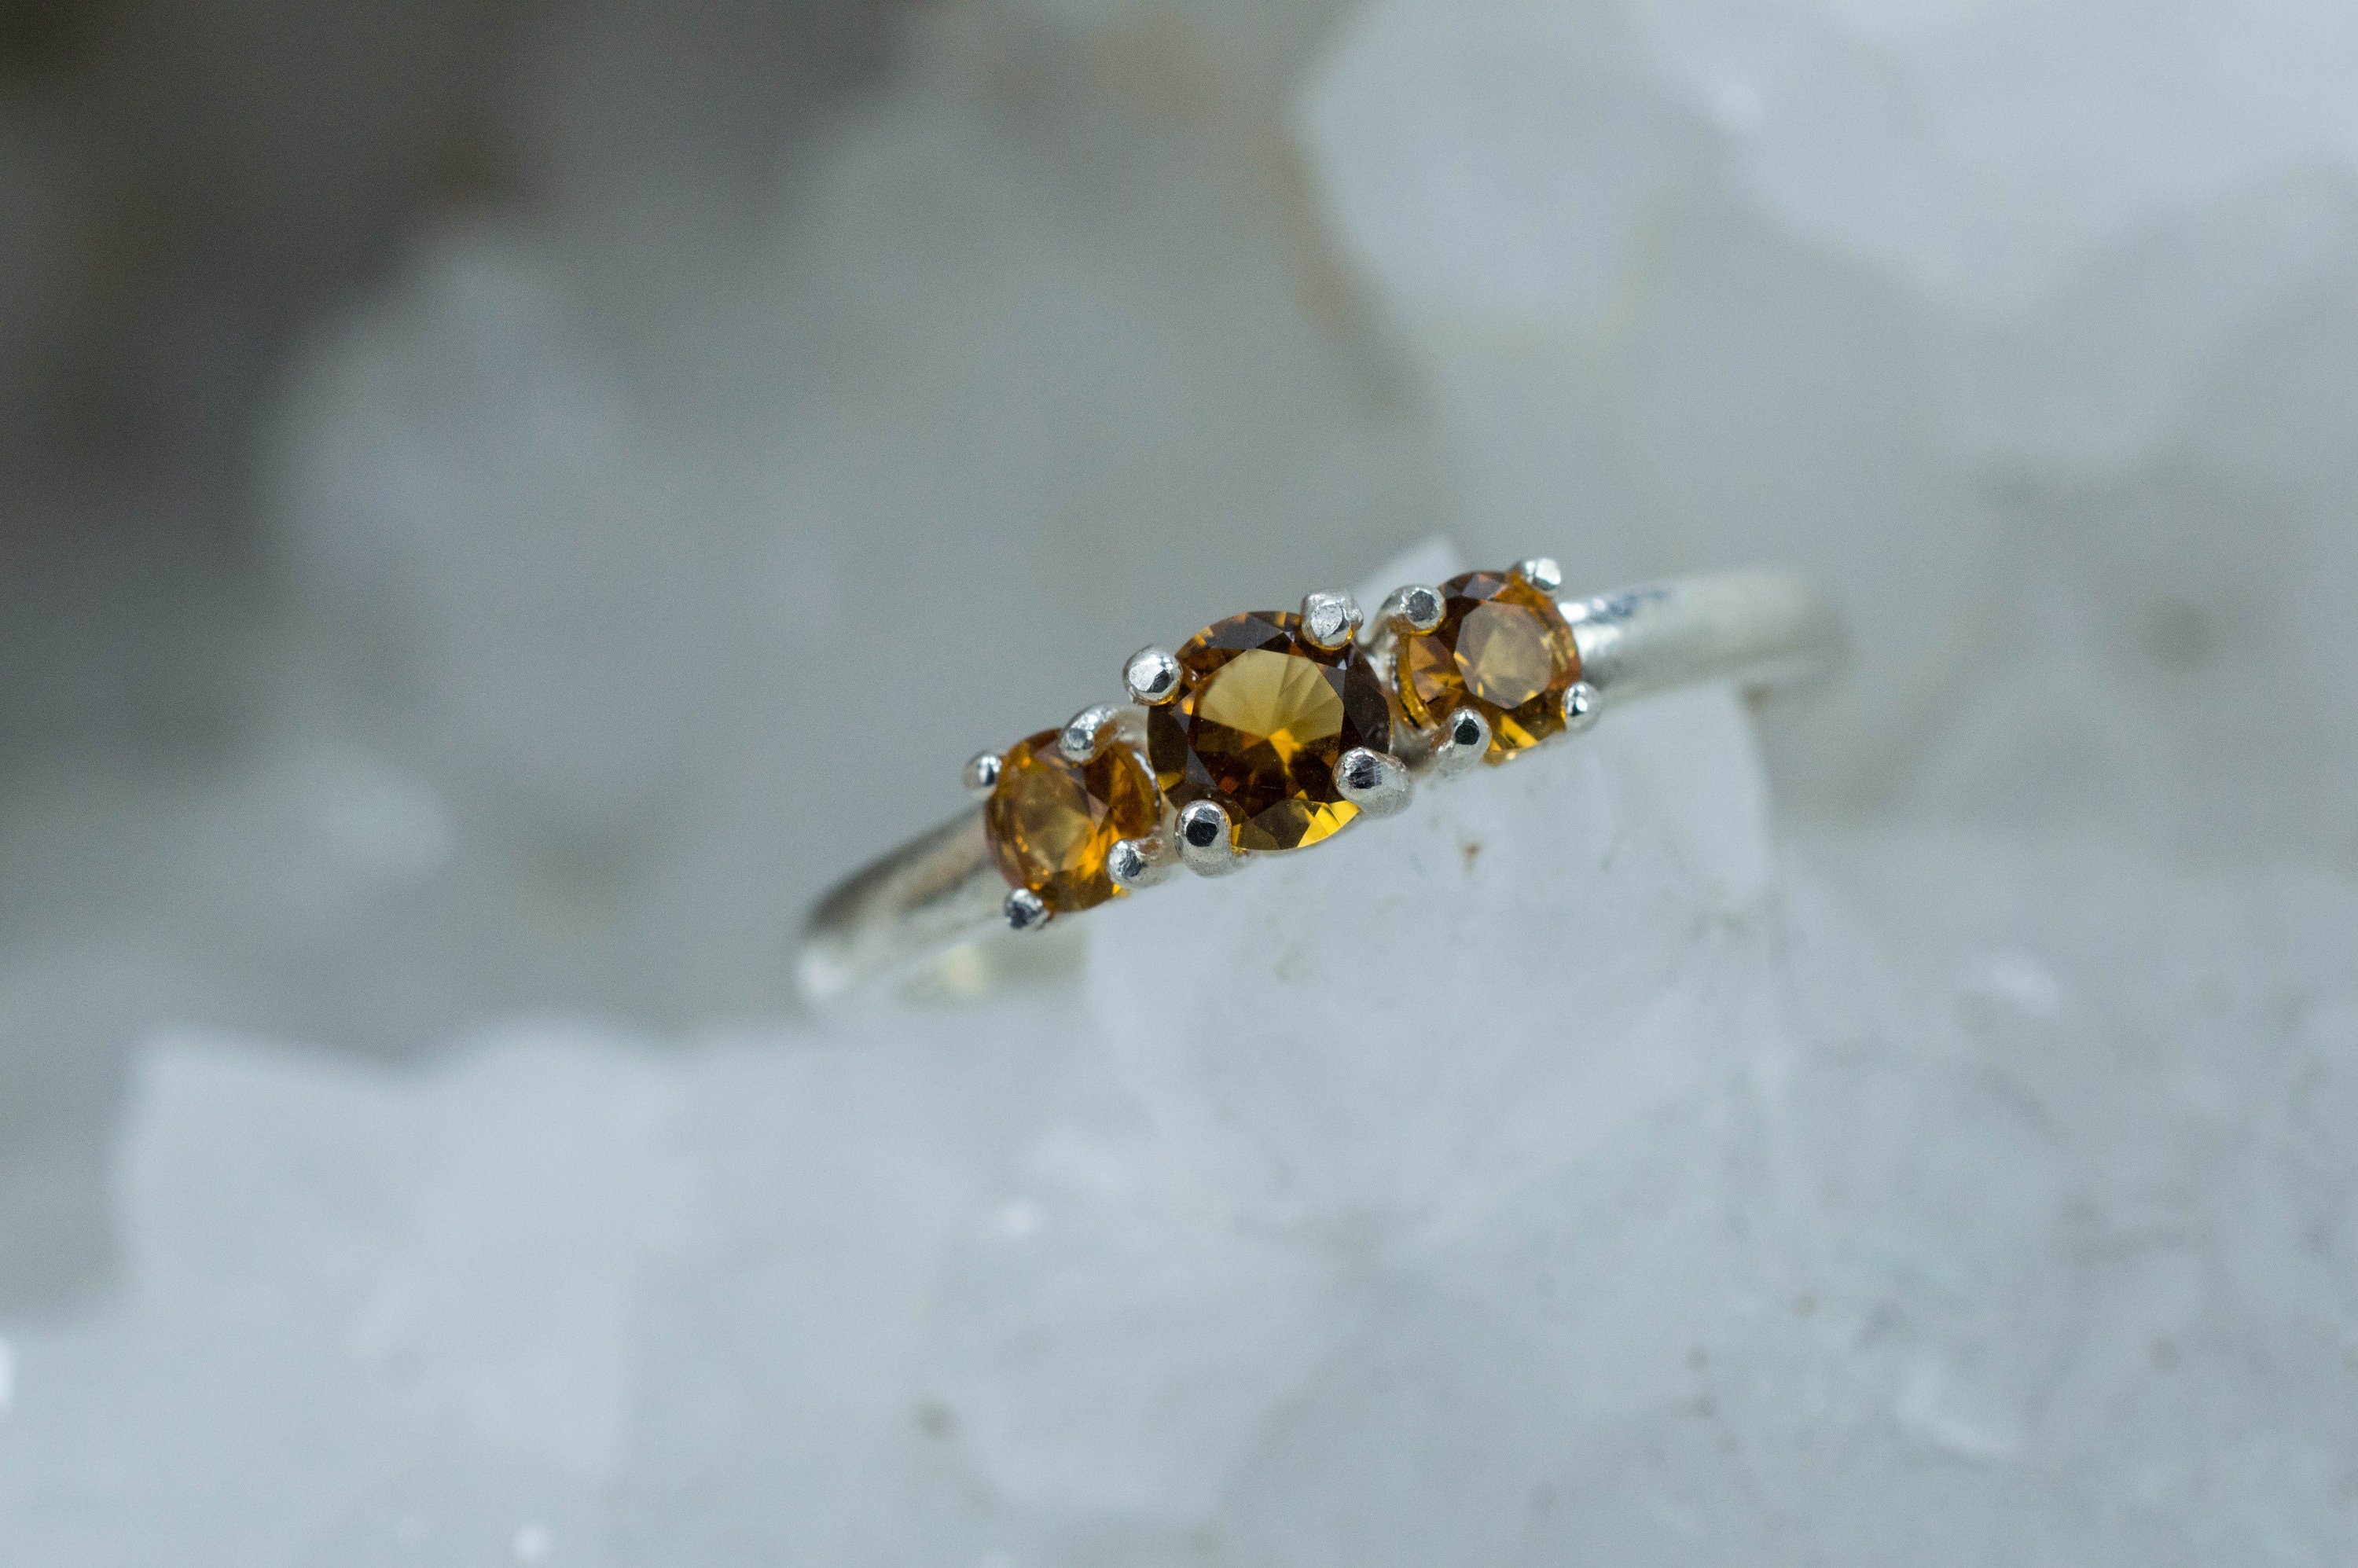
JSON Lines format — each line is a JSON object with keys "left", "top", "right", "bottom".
{"left": 795, "top": 807, "right": 1004, "bottom": 1006}
{"left": 1564, "top": 569, "right": 1838, "bottom": 703}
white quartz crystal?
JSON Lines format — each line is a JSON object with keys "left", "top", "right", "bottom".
{"left": 6, "top": 673, "right": 2352, "bottom": 1562}
{"left": 0, "top": 1031, "right": 682, "bottom": 1567}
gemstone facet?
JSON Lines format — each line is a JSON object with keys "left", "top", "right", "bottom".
{"left": 984, "top": 729, "right": 1159, "bottom": 914}
{"left": 1395, "top": 569, "right": 1581, "bottom": 762}
{"left": 1148, "top": 611, "right": 1393, "bottom": 853}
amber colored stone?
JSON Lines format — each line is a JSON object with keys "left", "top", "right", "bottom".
{"left": 1147, "top": 611, "right": 1392, "bottom": 853}
{"left": 1396, "top": 569, "right": 1581, "bottom": 762}
{"left": 984, "top": 729, "right": 1159, "bottom": 913}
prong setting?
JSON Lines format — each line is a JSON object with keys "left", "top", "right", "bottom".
{"left": 1512, "top": 556, "right": 1564, "bottom": 593}
{"left": 1298, "top": 589, "right": 1364, "bottom": 652}
{"left": 1004, "top": 887, "right": 1052, "bottom": 932}
{"left": 1430, "top": 707, "right": 1490, "bottom": 777}
{"left": 1123, "top": 645, "right": 1182, "bottom": 707}
{"left": 1379, "top": 583, "right": 1445, "bottom": 635}
{"left": 1060, "top": 703, "right": 1122, "bottom": 763}
{"left": 1175, "top": 799, "right": 1246, "bottom": 877}
{"left": 1563, "top": 681, "right": 1601, "bottom": 733}
{"left": 1334, "top": 747, "right": 1413, "bottom": 817}
{"left": 963, "top": 751, "right": 1004, "bottom": 799}
{"left": 1107, "top": 834, "right": 1177, "bottom": 892}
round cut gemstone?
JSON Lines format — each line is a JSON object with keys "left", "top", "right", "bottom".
{"left": 1396, "top": 569, "right": 1581, "bottom": 762}
{"left": 1148, "top": 611, "right": 1392, "bottom": 853}
{"left": 983, "top": 729, "right": 1159, "bottom": 913}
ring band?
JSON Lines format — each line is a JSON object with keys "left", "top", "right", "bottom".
{"left": 797, "top": 560, "right": 1839, "bottom": 1004}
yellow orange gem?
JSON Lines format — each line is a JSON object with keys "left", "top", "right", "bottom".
{"left": 983, "top": 729, "right": 1159, "bottom": 914}
{"left": 1147, "top": 611, "right": 1392, "bottom": 852}
{"left": 1396, "top": 569, "right": 1581, "bottom": 762}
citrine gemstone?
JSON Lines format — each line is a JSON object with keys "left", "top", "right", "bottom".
{"left": 1147, "top": 611, "right": 1392, "bottom": 853}
{"left": 983, "top": 729, "right": 1159, "bottom": 913}
{"left": 1396, "top": 569, "right": 1581, "bottom": 762}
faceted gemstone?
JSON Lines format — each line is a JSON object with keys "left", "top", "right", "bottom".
{"left": 1396, "top": 569, "right": 1581, "bottom": 762}
{"left": 1147, "top": 611, "right": 1392, "bottom": 853}
{"left": 983, "top": 729, "right": 1159, "bottom": 913}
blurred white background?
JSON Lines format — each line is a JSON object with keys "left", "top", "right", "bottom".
{"left": 1, "top": 0, "right": 2353, "bottom": 1562}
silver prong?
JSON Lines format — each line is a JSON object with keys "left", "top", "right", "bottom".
{"left": 1175, "top": 799, "right": 1245, "bottom": 877}
{"left": 1431, "top": 707, "right": 1490, "bottom": 777}
{"left": 1107, "top": 834, "right": 1177, "bottom": 892}
{"left": 963, "top": 751, "right": 1004, "bottom": 798}
{"left": 1123, "top": 646, "right": 1182, "bottom": 707}
{"left": 1298, "top": 589, "right": 1364, "bottom": 652}
{"left": 1563, "top": 681, "right": 1601, "bottom": 733}
{"left": 1334, "top": 747, "right": 1413, "bottom": 817}
{"left": 1512, "top": 556, "right": 1563, "bottom": 593}
{"left": 1379, "top": 584, "right": 1445, "bottom": 636}
{"left": 1004, "top": 887, "right": 1052, "bottom": 932}
{"left": 1060, "top": 704, "right": 1121, "bottom": 763}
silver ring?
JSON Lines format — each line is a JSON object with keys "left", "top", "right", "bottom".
{"left": 797, "top": 562, "right": 1840, "bottom": 1005}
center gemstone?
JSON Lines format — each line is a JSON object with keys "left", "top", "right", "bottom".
{"left": 1148, "top": 611, "right": 1391, "bottom": 853}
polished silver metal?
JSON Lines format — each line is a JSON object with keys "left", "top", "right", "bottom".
{"left": 1513, "top": 556, "right": 1563, "bottom": 593}
{"left": 1562, "top": 571, "right": 1838, "bottom": 703}
{"left": 1124, "top": 645, "right": 1182, "bottom": 706}
{"left": 1176, "top": 799, "right": 1247, "bottom": 878}
{"left": 796, "top": 565, "right": 1839, "bottom": 1004}
{"left": 1562, "top": 680, "right": 1601, "bottom": 733}
{"left": 1430, "top": 707, "right": 1490, "bottom": 777}
{"left": 1107, "top": 834, "right": 1177, "bottom": 892}
{"left": 1335, "top": 747, "right": 1413, "bottom": 817}
{"left": 1059, "top": 703, "right": 1122, "bottom": 763}
{"left": 1003, "top": 887, "right": 1052, "bottom": 933}
{"left": 798, "top": 809, "right": 1007, "bottom": 1005}
{"left": 1300, "top": 589, "right": 1364, "bottom": 652}
{"left": 1378, "top": 583, "right": 1445, "bottom": 636}
{"left": 963, "top": 750, "right": 1003, "bottom": 799}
